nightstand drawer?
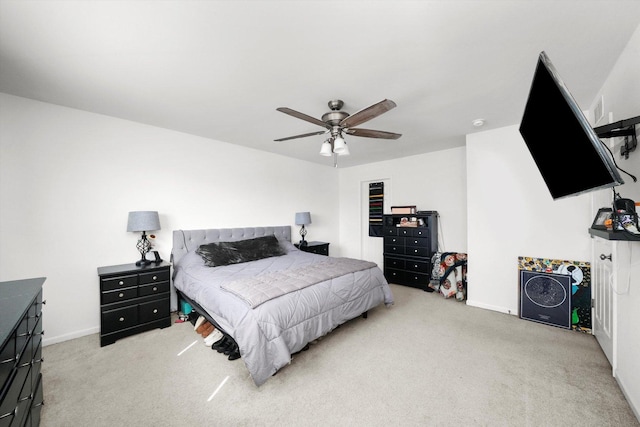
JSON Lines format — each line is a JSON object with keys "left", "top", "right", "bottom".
{"left": 139, "top": 297, "right": 170, "bottom": 323}
{"left": 139, "top": 281, "right": 170, "bottom": 297}
{"left": 101, "top": 274, "right": 137, "bottom": 291}
{"left": 101, "top": 305, "right": 138, "bottom": 334}
{"left": 102, "top": 286, "right": 138, "bottom": 304}
{"left": 139, "top": 270, "right": 170, "bottom": 285}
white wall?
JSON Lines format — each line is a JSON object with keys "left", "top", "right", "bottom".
{"left": 338, "top": 147, "right": 467, "bottom": 267}
{"left": 466, "top": 125, "right": 593, "bottom": 313}
{"left": 0, "top": 93, "right": 339, "bottom": 345}
{"left": 589, "top": 23, "right": 640, "bottom": 419}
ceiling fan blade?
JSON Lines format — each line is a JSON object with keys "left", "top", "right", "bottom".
{"left": 344, "top": 128, "right": 402, "bottom": 139}
{"left": 276, "top": 107, "right": 329, "bottom": 129}
{"left": 274, "top": 130, "right": 327, "bottom": 142}
{"left": 340, "top": 99, "right": 397, "bottom": 128}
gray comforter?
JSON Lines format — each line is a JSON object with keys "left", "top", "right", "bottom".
{"left": 173, "top": 245, "right": 394, "bottom": 386}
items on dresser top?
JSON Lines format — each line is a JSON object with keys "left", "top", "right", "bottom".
{"left": 97, "top": 262, "right": 171, "bottom": 347}
{"left": 0, "top": 277, "right": 46, "bottom": 427}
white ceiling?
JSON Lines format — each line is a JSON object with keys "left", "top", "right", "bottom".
{"left": 1, "top": 1, "right": 639, "bottom": 168}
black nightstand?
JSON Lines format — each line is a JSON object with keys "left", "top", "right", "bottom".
{"left": 295, "top": 241, "right": 330, "bottom": 256}
{"left": 97, "top": 261, "right": 171, "bottom": 347}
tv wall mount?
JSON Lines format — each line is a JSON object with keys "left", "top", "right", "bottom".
{"left": 594, "top": 115, "right": 640, "bottom": 159}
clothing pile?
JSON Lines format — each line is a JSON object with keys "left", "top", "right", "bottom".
{"left": 429, "top": 252, "right": 468, "bottom": 301}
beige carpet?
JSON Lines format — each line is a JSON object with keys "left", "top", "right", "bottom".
{"left": 40, "top": 284, "right": 639, "bottom": 426}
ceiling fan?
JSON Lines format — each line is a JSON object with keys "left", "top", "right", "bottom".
{"left": 274, "top": 99, "right": 402, "bottom": 161}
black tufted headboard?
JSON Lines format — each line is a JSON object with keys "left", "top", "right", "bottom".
{"left": 171, "top": 226, "right": 291, "bottom": 268}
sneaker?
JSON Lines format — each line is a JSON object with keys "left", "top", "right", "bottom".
{"left": 204, "top": 330, "right": 223, "bottom": 346}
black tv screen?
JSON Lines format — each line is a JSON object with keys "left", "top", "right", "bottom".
{"left": 519, "top": 51, "right": 623, "bottom": 200}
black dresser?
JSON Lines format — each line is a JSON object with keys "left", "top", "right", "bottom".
{"left": 0, "top": 277, "right": 46, "bottom": 427}
{"left": 97, "top": 262, "right": 171, "bottom": 347}
{"left": 383, "top": 212, "right": 438, "bottom": 290}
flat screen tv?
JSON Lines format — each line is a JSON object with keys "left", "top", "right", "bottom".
{"left": 519, "top": 51, "right": 624, "bottom": 200}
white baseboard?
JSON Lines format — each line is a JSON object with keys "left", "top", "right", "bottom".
{"left": 466, "top": 299, "right": 516, "bottom": 316}
{"left": 43, "top": 326, "right": 99, "bottom": 347}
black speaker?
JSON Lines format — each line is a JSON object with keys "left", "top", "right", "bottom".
{"left": 519, "top": 270, "right": 572, "bottom": 329}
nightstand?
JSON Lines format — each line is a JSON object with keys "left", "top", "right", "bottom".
{"left": 97, "top": 261, "right": 171, "bottom": 347}
{"left": 295, "top": 241, "right": 330, "bottom": 256}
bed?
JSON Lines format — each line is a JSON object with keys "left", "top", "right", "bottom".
{"left": 171, "top": 226, "right": 394, "bottom": 386}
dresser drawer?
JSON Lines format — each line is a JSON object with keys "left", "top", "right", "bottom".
{"left": 383, "top": 236, "right": 403, "bottom": 246}
{"left": 405, "top": 246, "right": 429, "bottom": 257}
{"left": 405, "top": 237, "right": 428, "bottom": 247}
{"left": 101, "top": 305, "right": 138, "bottom": 334}
{"left": 139, "top": 297, "right": 170, "bottom": 324}
{"left": 102, "top": 286, "right": 138, "bottom": 305}
{"left": 139, "top": 269, "right": 170, "bottom": 285}
{"left": 384, "top": 245, "right": 405, "bottom": 255}
{"left": 405, "top": 259, "right": 429, "bottom": 273}
{"left": 383, "top": 267, "right": 405, "bottom": 283}
{"left": 412, "top": 228, "right": 429, "bottom": 237}
{"left": 0, "top": 336, "right": 16, "bottom": 393}
{"left": 383, "top": 227, "right": 398, "bottom": 236}
{"left": 101, "top": 274, "right": 137, "bottom": 291}
{"left": 404, "top": 272, "right": 431, "bottom": 286}
{"left": 384, "top": 257, "right": 405, "bottom": 270}
{"left": 139, "top": 281, "right": 170, "bottom": 297}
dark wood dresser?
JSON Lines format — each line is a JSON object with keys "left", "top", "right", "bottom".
{"left": 97, "top": 262, "right": 171, "bottom": 347}
{"left": 383, "top": 212, "right": 439, "bottom": 290}
{"left": 0, "top": 277, "right": 46, "bottom": 427}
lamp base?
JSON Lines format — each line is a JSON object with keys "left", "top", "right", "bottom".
{"left": 136, "top": 259, "right": 152, "bottom": 267}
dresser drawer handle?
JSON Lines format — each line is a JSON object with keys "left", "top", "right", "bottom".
{"left": 414, "top": 264, "right": 418, "bottom": 268}
{"left": 153, "top": 309, "right": 158, "bottom": 314}
{"left": 119, "top": 280, "right": 124, "bottom": 285}
{"left": 153, "top": 286, "right": 158, "bottom": 291}
{"left": 119, "top": 317, "right": 125, "bottom": 322}
{"left": 152, "top": 275, "right": 158, "bottom": 281}
{"left": 118, "top": 293, "right": 124, "bottom": 298}
{"left": 414, "top": 249, "right": 418, "bottom": 253}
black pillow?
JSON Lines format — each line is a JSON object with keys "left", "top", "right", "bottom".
{"left": 196, "top": 235, "right": 286, "bottom": 267}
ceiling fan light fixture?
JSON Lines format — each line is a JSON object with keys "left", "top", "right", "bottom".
{"left": 338, "top": 143, "right": 350, "bottom": 156}
{"left": 319, "top": 140, "right": 333, "bottom": 156}
{"left": 333, "top": 135, "right": 346, "bottom": 153}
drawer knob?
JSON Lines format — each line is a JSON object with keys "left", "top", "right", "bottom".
{"left": 119, "top": 280, "right": 124, "bottom": 285}
{"left": 414, "top": 249, "right": 418, "bottom": 253}
{"left": 414, "top": 264, "right": 418, "bottom": 268}
{"left": 153, "top": 309, "right": 158, "bottom": 314}
{"left": 152, "top": 275, "right": 157, "bottom": 281}
{"left": 119, "top": 317, "right": 125, "bottom": 322}
{"left": 153, "top": 286, "right": 158, "bottom": 291}
{"left": 118, "top": 293, "right": 124, "bottom": 298}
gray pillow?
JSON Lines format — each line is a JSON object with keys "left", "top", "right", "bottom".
{"left": 196, "top": 235, "right": 286, "bottom": 267}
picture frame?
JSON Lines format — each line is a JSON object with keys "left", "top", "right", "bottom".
{"left": 591, "top": 207, "right": 612, "bottom": 230}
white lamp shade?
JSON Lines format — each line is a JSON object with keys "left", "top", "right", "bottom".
{"left": 295, "top": 211, "right": 311, "bottom": 225}
{"left": 319, "top": 141, "right": 332, "bottom": 156}
{"left": 333, "top": 135, "right": 346, "bottom": 153}
{"left": 127, "top": 211, "right": 161, "bottom": 232}
{"left": 338, "top": 143, "right": 350, "bottom": 156}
